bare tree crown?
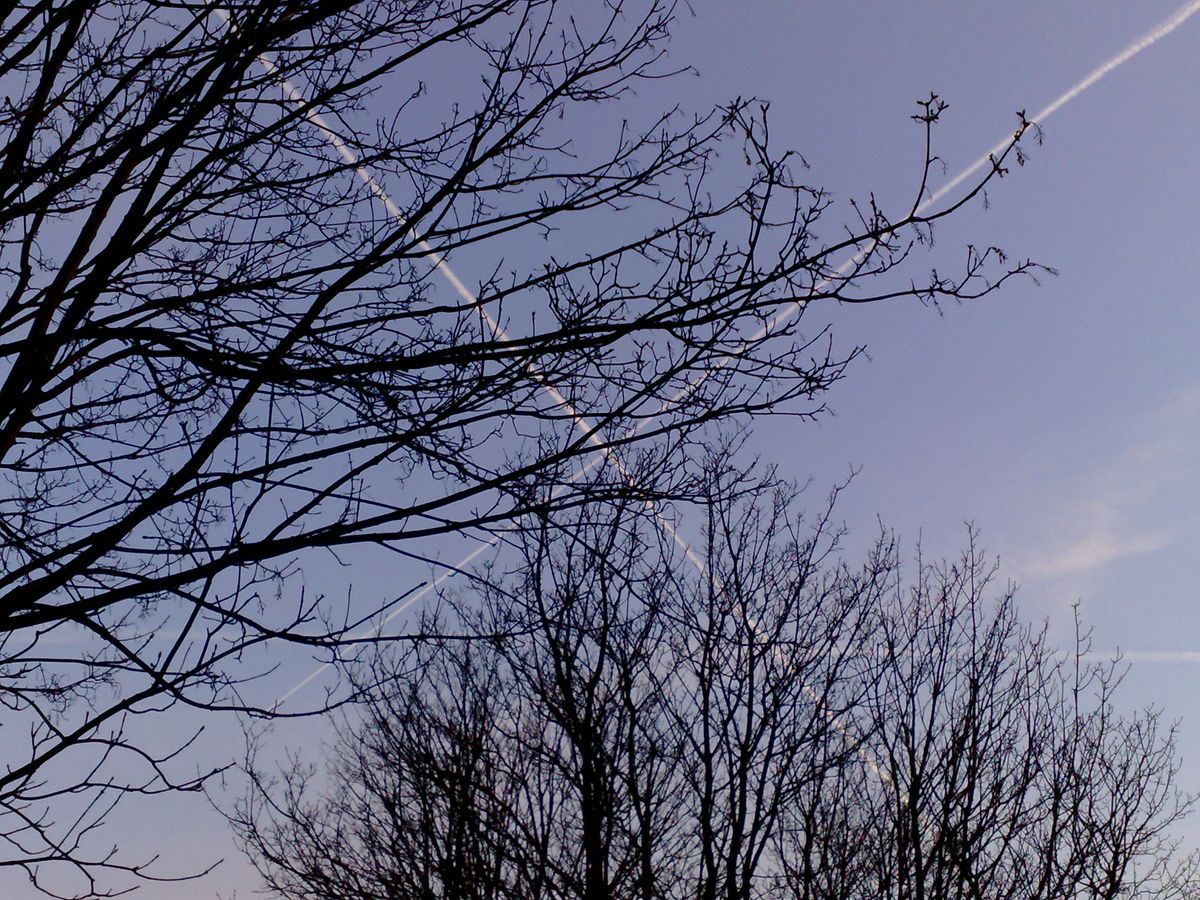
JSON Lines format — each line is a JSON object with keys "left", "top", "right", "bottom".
{"left": 0, "top": 1, "right": 1038, "bottom": 894}
{"left": 234, "top": 481, "right": 1195, "bottom": 899}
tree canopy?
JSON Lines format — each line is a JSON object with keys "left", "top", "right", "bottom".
{"left": 234, "top": 475, "right": 1196, "bottom": 899}
{"left": 0, "top": 2, "right": 1034, "bottom": 893}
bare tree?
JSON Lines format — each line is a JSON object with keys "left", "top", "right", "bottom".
{"left": 0, "top": 1, "right": 1036, "bottom": 893}
{"left": 232, "top": 476, "right": 1194, "bottom": 899}
{"left": 774, "top": 537, "right": 1197, "bottom": 900}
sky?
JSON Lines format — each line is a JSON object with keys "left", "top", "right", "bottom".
{"left": 12, "top": 3, "right": 1200, "bottom": 897}
{"left": 700, "top": 3, "right": 1200, "bottom": 674}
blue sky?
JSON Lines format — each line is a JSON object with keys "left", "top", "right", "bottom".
{"left": 729, "top": 2, "right": 1200, "bottom": 655}
{"left": 29, "top": 4, "right": 1200, "bottom": 896}
{"left": 704, "top": 0, "right": 1200, "bottom": 857}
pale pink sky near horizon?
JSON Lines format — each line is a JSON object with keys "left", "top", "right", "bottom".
{"left": 8, "top": 4, "right": 1200, "bottom": 897}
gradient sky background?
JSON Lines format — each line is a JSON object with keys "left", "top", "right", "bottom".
{"left": 16, "top": 3, "right": 1200, "bottom": 897}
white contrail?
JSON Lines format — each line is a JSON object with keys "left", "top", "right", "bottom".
{"left": 248, "top": 0, "right": 1200, "bottom": 706}
{"left": 691, "top": 0, "right": 1200, "bottom": 388}
{"left": 1082, "top": 651, "right": 1200, "bottom": 664}
{"left": 925, "top": 0, "right": 1200, "bottom": 211}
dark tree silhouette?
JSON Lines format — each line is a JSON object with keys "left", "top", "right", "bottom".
{"left": 774, "top": 546, "right": 1197, "bottom": 900}
{"left": 0, "top": 1, "right": 1035, "bottom": 893}
{"left": 232, "top": 477, "right": 1196, "bottom": 900}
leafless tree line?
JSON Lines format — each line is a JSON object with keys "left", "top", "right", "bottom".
{"left": 234, "top": 465, "right": 1196, "bottom": 900}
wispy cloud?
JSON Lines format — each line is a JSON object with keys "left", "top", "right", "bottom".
{"left": 1014, "top": 383, "right": 1200, "bottom": 583}
{"left": 1024, "top": 530, "right": 1169, "bottom": 579}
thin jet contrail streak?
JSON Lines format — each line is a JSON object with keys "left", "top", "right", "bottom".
{"left": 1084, "top": 651, "right": 1200, "bottom": 664}
{"left": 650, "top": 0, "right": 1200, "bottom": 409}
{"left": 250, "top": 0, "right": 1200, "bottom": 707}
{"left": 924, "top": 0, "right": 1200, "bottom": 212}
